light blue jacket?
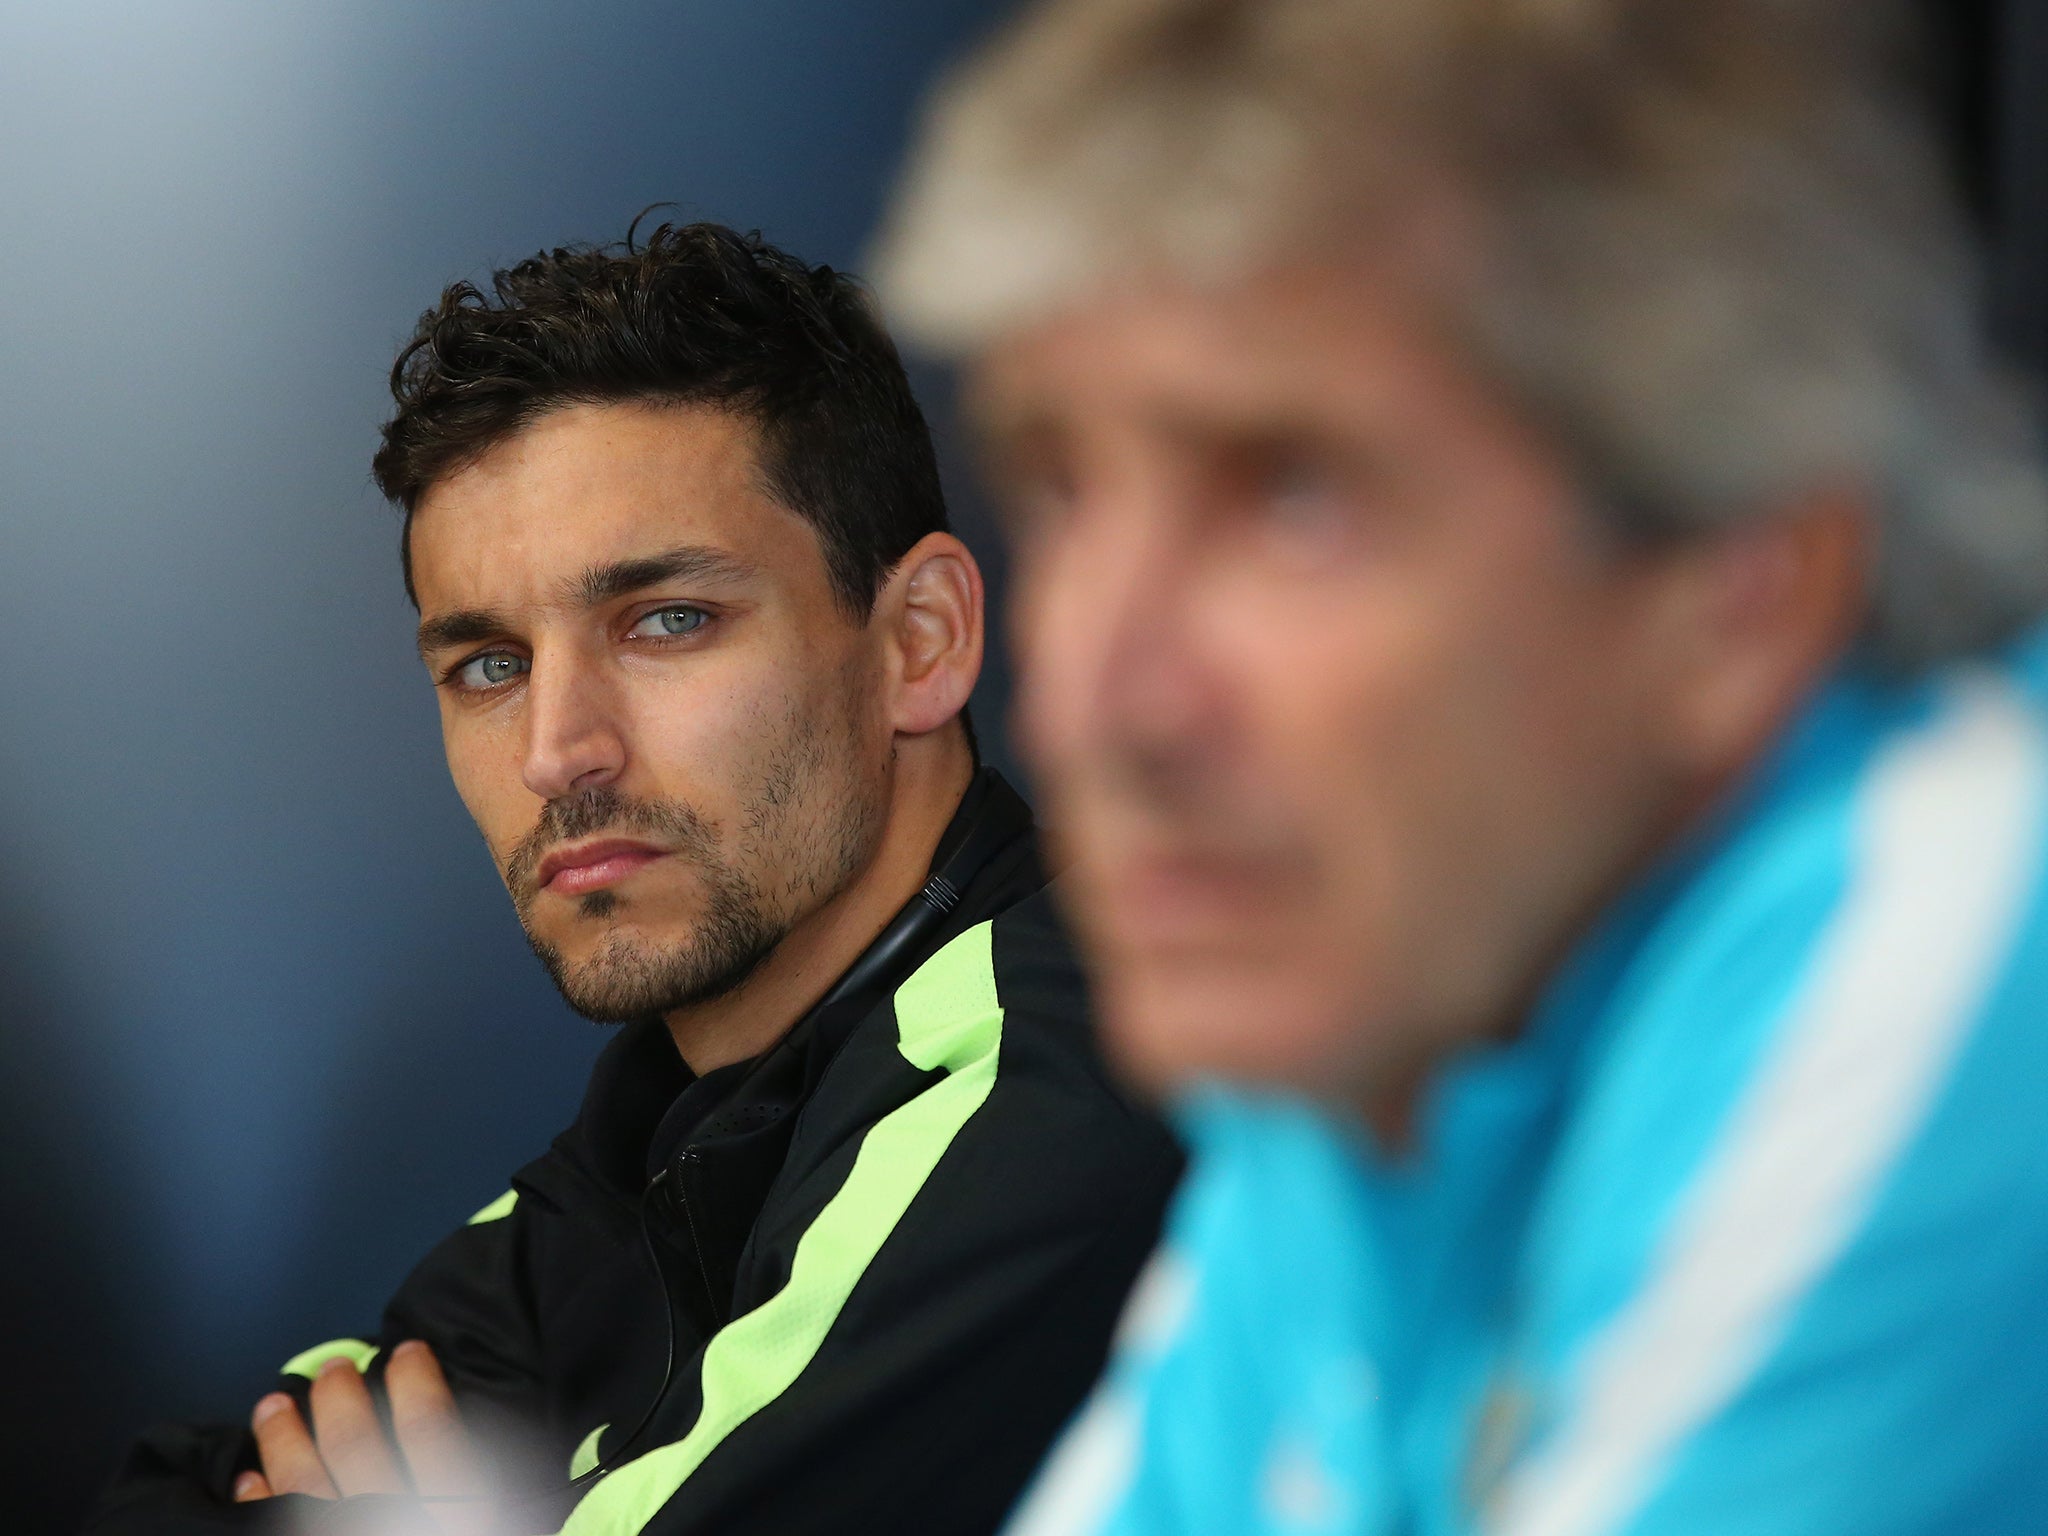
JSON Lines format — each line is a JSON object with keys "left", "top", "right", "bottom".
{"left": 1013, "top": 635, "right": 2048, "bottom": 1536}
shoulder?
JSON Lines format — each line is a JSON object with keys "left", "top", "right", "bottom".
{"left": 1011, "top": 1091, "right": 1393, "bottom": 1536}
{"left": 854, "top": 884, "right": 1182, "bottom": 1248}
{"left": 983, "top": 878, "right": 1101, "bottom": 1055}
{"left": 1149, "top": 1091, "right": 1388, "bottom": 1357}
{"left": 1497, "top": 659, "right": 2048, "bottom": 1534}
{"left": 1544, "top": 660, "right": 2048, "bottom": 1217}
{"left": 927, "top": 881, "right": 1179, "bottom": 1176}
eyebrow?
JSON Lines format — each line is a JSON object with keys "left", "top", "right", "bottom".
{"left": 415, "top": 544, "right": 760, "bottom": 659}
{"left": 561, "top": 544, "right": 759, "bottom": 610}
{"left": 416, "top": 607, "right": 515, "bottom": 659}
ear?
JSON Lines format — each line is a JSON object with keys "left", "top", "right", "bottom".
{"left": 875, "top": 531, "right": 985, "bottom": 737}
{"left": 1645, "top": 487, "right": 1871, "bottom": 780}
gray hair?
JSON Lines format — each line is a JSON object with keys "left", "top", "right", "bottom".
{"left": 873, "top": 0, "right": 2048, "bottom": 666}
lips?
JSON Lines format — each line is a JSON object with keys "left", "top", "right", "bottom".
{"left": 534, "top": 838, "right": 668, "bottom": 896}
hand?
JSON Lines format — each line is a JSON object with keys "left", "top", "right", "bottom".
{"left": 235, "top": 1339, "right": 488, "bottom": 1526}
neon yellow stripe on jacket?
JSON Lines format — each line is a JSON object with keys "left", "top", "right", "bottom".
{"left": 571, "top": 1422, "right": 610, "bottom": 1481}
{"left": 279, "top": 1338, "right": 380, "bottom": 1380}
{"left": 467, "top": 1189, "right": 519, "bottom": 1226}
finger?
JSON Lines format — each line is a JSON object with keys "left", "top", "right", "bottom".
{"left": 251, "top": 1394, "right": 337, "bottom": 1499}
{"left": 233, "top": 1470, "right": 273, "bottom": 1502}
{"left": 386, "top": 1340, "right": 485, "bottom": 1502}
{"left": 307, "top": 1355, "right": 405, "bottom": 1496}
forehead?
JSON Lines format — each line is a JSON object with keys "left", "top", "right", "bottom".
{"left": 408, "top": 400, "right": 825, "bottom": 606}
{"left": 969, "top": 261, "right": 1478, "bottom": 446}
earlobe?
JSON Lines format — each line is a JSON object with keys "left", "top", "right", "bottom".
{"left": 884, "top": 532, "right": 986, "bottom": 737}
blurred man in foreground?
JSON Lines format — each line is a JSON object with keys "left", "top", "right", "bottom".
{"left": 89, "top": 222, "right": 1179, "bottom": 1536}
{"left": 877, "top": 0, "right": 2048, "bottom": 1530}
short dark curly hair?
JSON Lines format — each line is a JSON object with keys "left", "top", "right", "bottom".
{"left": 373, "top": 218, "right": 949, "bottom": 616}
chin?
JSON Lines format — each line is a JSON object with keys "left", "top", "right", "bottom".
{"left": 1096, "top": 953, "right": 1370, "bottom": 1102}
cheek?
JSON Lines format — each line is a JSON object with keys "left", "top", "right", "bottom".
{"left": 1223, "top": 589, "right": 1445, "bottom": 863}
{"left": 623, "top": 671, "right": 767, "bottom": 813}
{"left": 1215, "top": 594, "right": 1516, "bottom": 1001}
{"left": 440, "top": 711, "right": 533, "bottom": 867}
{"left": 833, "top": 645, "right": 894, "bottom": 761}
{"left": 1007, "top": 511, "right": 1156, "bottom": 776}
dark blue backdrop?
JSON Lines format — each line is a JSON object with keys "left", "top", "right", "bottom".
{"left": 0, "top": 4, "right": 1011, "bottom": 1525}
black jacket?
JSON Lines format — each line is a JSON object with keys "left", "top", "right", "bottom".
{"left": 88, "top": 773, "right": 1182, "bottom": 1535}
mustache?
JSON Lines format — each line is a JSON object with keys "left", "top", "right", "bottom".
{"left": 504, "top": 787, "right": 719, "bottom": 899}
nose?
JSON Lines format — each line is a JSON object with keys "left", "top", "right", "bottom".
{"left": 520, "top": 645, "right": 626, "bottom": 801}
{"left": 1014, "top": 489, "right": 1220, "bottom": 788}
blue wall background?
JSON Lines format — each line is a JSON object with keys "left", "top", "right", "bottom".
{"left": 0, "top": 3, "right": 1012, "bottom": 1524}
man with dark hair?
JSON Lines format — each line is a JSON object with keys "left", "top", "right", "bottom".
{"left": 88, "top": 220, "right": 1179, "bottom": 1536}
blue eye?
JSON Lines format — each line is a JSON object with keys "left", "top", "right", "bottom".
{"left": 630, "top": 605, "right": 710, "bottom": 638}
{"left": 454, "top": 652, "right": 529, "bottom": 691}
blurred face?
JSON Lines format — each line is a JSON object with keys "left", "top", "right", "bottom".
{"left": 410, "top": 401, "right": 892, "bottom": 1023}
{"left": 976, "top": 265, "right": 1707, "bottom": 1102}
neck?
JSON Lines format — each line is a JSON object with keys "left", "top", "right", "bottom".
{"left": 662, "top": 731, "right": 977, "bottom": 1074}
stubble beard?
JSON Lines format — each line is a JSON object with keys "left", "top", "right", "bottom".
{"left": 504, "top": 688, "right": 887, "bottom": 1025}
